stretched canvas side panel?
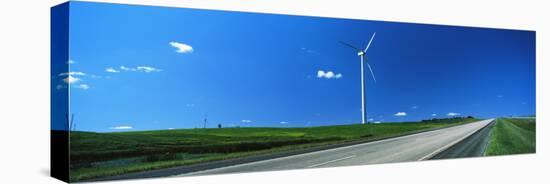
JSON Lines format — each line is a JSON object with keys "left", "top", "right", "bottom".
{"left": 51, "top": 2, "right": 70, "bottom": 183}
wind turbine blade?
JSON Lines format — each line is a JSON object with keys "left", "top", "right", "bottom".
{"left": 339, "top": 41, "right": 361, "bottom": 51}
{"left": 366, "top": 62, "right": 377, "bottom": 83}
{"left": 364, "top": 32, "right": 376, "bottom": 53}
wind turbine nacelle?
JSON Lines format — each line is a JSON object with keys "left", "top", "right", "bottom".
{"left": 357, "top": 51, "right": 365, "bottom": 56}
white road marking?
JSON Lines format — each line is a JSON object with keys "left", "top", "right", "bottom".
{"left": 306, "top": 155, "right": 356, "bottom": 168}
{"left": 417, "top": 119, "right": 494, "bottom": 161}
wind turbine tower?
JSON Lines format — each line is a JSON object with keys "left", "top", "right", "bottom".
{"left": 340, "top": 32, "right": 377, "bottom": 124}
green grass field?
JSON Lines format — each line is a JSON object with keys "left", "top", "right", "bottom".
{"left": 69, "top": 117, "right": 477, "bottom": 181}
{"left": 485, "top": 118, "right": 536, "bottom": 156}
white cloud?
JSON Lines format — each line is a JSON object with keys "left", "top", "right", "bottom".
{"left": 120, "top": 65, "right": 134, "bottom": 71}
{"left": 317, "top": 70, "right": 343, "bottom": 79}
{"left": 241, "top": 119, "right": 252, "bottom": 123}
{"left": 374, "top": 121, "right": 382, "bottom": 124}
{"left": 57, "top": 71, "right": 94, "bottom": 90}
{"left": 431, "top": 114, "right": 437, "bottom": 116}
{"left": 447, "top": 112, "right": 460, "bottom": 116}
{"left": 59, "top": 71, "right": 87, "bottom": 86}
{"left": 110, "top": 125, "right": 133, "bottom": 130}
{"left": 105, "top": 67, "right": 120, "bottom": 73}
{"left": 168, "top": 128, "right": 175, "bottom": 130}
{"left": 62, "top": 76, "right": 81, "bottom": 84}
{"left": 280, "top": 121, "right": 289, "bottom": 124}
{"left": 325, "top": 71, "right": 335, "bottom": 78}
{"left": 67, "top": 60, "right": 75, "bottom": 64}
{"left": 75, "top": 84, "right": 90, "bottom": 90}
{"left": 169, "top": 41, "right": 194, "bottom": 53}
{"left": 118, "top": 66, "right": 161, "bottom": 73}
{"left": 394, "top": 112, "right": 407, "bottom": 116}
{"left": 317, "top": 70, "right": 325, "bottom": 78}
{"left": 58, "top": 71, "right": 86, "bottom": 76}
{"left": 137, "top": 66, "right": 162, "bottom": 73}
{"left": 368, "top": 118, "right": 374, "bottom": 121}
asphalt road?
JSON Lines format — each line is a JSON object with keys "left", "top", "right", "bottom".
{"left": 179, "top": 119, "right": 494, "bottom": 177}
{"left": 431, "top": 120, "right": 495, "bottom": 159}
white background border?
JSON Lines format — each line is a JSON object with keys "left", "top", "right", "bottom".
{"left": 0, "top": 0, "right": 546, "bottom": 183}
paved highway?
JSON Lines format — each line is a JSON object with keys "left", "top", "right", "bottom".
{"left": 179, "top": 119, "right": 494, "bottom": 176}
{"left": 431, "top": 120, "right": 495, "bottom": 159}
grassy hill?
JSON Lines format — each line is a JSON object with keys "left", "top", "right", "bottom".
{"left": 70, "top": 117, "right": 477, "bottom": 181}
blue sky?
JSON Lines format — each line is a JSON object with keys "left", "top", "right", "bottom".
{"left": 52, "top": 2, "right": 535, "bottom": 132}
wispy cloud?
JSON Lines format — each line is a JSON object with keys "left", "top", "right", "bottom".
{"left": 105, "top": 67, "right": 120, "bottom": 73}
{"left": 110, "top": 125, "right": 133, "bottom": 130}
{"left": 62, "top": 75, "right": 81, "bottom": 84}
{"left": 317, "top": 70, "right": 343, "bottom": 79}
{"left": 447, "top": 112, "right": 460, "bottom": 116}
{"left": 120, "top": 66, "right": 135, "bottom": 71}
{"left": 59, "top": 72, "right": 86, "bottom": 76}
{"left": 56, "top": 62, "right": 93, "bottom": 90}
{"left": 394, "top": 112, "right": 407, "bottom": 116}
{"left": 300, "top": 47, "right": 317, "bottom": 54}
{"left": 56, "top": 84, "right": 65, "bottom": 90}
{"left": 241, "top": 119, "right": 252, "bottom": 123}
{"left": 89, "top": 74, "right": 108, "bottom": 79}
{"left": 60, "top": 72, "right": 88, "bottom": 87}
{"left": 280, "top": 121, "right": 289, "bottom": 124}
{"left": 411, "top": 106, "right": 418, "bottom": 109}
{"left": 116, "top": 66, "right": 162, "bottom": 73}
{"left": 431, "top": 114, "right": 437, "bottom": 116}
{"left": 75, "top": 84, "right": 90, "bottom": 90}
{"left": 169, "top": 41, "right": 194, "bottom": 53}
{"left": 136, "top": 66, "right": 162, "bottom": 73}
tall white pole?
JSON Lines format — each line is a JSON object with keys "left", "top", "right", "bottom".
{"left": 360, "top": 55, "right": 366, "bottom": 124}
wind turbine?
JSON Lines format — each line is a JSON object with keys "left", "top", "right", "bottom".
{"left": 340, "top": 32, "right": 377, "bottom": 125}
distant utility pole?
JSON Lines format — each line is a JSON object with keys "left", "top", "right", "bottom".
{"left": 66, "top": 113, "right": 76, "bottom": 132}
{"left": 203, "top": 113, "right": 208, "bottom": 129}
{"left": 70, "top": 114, "right": 75, "bottom": 131}
{"left": 65, "top": 113, "right": 70, "bottom": 131}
